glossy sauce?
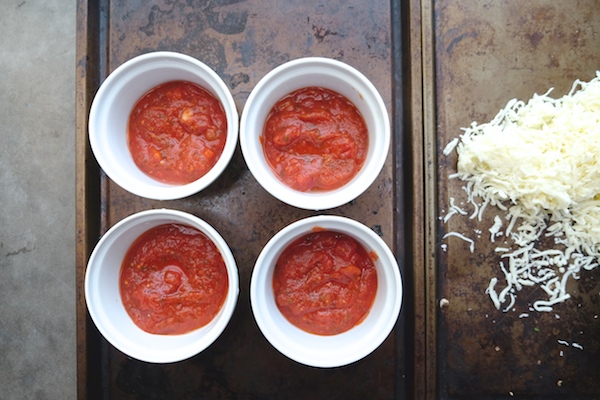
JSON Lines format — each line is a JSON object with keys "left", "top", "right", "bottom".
{"left": 272, "top": 230, "right": 378, "bottom": 335}
{"left": 120, "top": 223, "right": 228, "bottom": 335}
{"left": 262, "top": 87, "right": 368, "bottom": 192}
{"left": 128, "top": 80, "right": 227, "bottom": 184}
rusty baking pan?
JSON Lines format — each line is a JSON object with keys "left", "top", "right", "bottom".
{"left": 408, "top": 0, "right": 600, "bottom": 399}
{"left": 76, "top": 0, "right": 411, "bottom": 398}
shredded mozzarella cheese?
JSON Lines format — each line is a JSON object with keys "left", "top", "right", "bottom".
{"left": 443, "top": 71, "right": 600, "bottom": 312}
{"left": 443, "top": 232, "right": 475, "bottom": 253}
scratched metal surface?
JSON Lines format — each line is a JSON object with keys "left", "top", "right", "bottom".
{"left": 79, "top": 0, "right": 405, "bottom": 398}
{"left": 432, "top": 1, "right": 600, "bottom": 399}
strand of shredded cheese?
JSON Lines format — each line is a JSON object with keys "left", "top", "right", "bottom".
{"left": 443, "top": 232, "right": 475, "bottom": 253}
{"left": 444, "top": 71, "right": 600, "bottom": 312}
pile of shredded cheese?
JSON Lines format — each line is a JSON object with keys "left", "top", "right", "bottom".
{"left": 443, "top": 71, "right": 600, "bottom": 313}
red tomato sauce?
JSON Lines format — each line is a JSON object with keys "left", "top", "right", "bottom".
{"left": 128, "top": 80, "right": 227, "bottom": 185}
{"left": 262, "top": 87, "right": 369, "bottom": 192}
{"left": 272, "top": 230, "right": 378, "bottom": 335}
{"left": 119, "top": 223, "right": 229, "bottom": 335}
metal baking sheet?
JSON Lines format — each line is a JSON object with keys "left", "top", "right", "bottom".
{"left": 75, "top": 0, "right": 408, "bottom": 398}
{"left": 414, "top": 1, "right": 600, "bottom": 398}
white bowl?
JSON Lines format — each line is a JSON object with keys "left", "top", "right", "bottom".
{"left": 89, "top": 51, "right": 239, "bottom": 200}
{"left": 84, "top": 209, "right": 239, "bottom": 363}
{"left": 240, "top": 57, "right": 390, "bottom": 210}
{"left": 250, "top": 215, "right": 402, "bottom": 368}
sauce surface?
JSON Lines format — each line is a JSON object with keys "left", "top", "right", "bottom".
{"left": 262, "top": 87, "right": 368, "bottom": 192}
{"left": 272, "top": 230, "right": 378, "bottom": 335}
{"left": 128, "top": 80, "right": 227, "bottom": 185}
{"left": 120, "top": 223, "right": 228, "bottom": 335}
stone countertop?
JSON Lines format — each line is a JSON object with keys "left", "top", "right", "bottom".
{"left": 0, "top": 2, "right": 76, "bottom": 399}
